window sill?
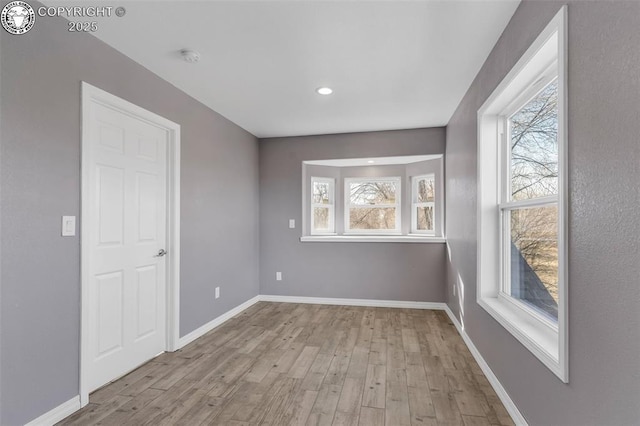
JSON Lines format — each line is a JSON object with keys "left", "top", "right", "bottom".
{"left": 300, "top": 235, "right": 446, "bottom": 243}
{"left": 478, "top": 296, "right": 567, "bottom": 382}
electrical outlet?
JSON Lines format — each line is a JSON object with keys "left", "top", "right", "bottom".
{"left": 215, "top": 287, "right": 220, "bottom": 299}
{"left": 276, "top": 272, "right": 282, "bottom": 281}
{"left": 289, "top": 219, "right": 295, "bottom": 229}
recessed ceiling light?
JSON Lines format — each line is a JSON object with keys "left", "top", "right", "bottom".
{"left": 367, "top": 160, "right": 375, "bottom": 164}
{"left": 316, "top": 87, "right": 333, "bottom": 95}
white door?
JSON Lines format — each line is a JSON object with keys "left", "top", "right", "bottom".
{"left": 85, "top": 98, "right": 168, "bottom": 393}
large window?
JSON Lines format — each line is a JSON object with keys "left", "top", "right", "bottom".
{"left": 411, "top": 174, "right": 435, "bottom": 234}
{"left": 502, "top": 79, "right": 559, "bottom": 321}
{"left": 344, "top": 177, "right": 400, "bottom": 233}
{"left": 310, "top": 177, "right": 335, "bottom": 234}
{"left": 477, "top": 7, "right": 567, "bottom": 381}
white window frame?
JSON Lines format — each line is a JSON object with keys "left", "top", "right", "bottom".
{"left": 344, "top": 176, "right": 401, "bottom": 234}
{"left": 310, "top": 177, "right": 336, "bottom": 235}
{"left": 477, "top": 6, "right": 568, "bottom": 382}
{"left": 411, "top": 174, "right": 436, "bottom": 235}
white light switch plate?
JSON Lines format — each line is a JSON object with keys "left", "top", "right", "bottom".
{"left": 62, "top": 216, "right": 76, "bottom": 236}
{"left": 276, "top": 272, "right": 282, "bottom": 281}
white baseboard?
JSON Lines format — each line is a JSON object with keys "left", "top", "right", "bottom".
{"left": 443, "top": 306, "right": 527, "bottom": 426}
{"left": 25, "top": 396, "right": 81, "bottom": 426}
{"left": 177, "top": 296, "right": 261, "bottom": 349}
{"left": 259, "top": 294, "right": 447, "bottom": 310}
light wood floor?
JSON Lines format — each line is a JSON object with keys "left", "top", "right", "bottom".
{"left": 58, "top": 302, "right": 514, "bottom": 426}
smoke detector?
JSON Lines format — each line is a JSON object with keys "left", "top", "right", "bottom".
{"left": 180, "top": 49, "right": 201, "bottom": 63}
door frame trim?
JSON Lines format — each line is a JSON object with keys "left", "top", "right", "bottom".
{"left": 80, "top": 82, "right": 181, "bottom": 406}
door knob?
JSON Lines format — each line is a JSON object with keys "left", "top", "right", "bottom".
{"left": 155, "top": 249, "right": 167, "bottom": 257}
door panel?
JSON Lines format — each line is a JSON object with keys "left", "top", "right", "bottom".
{"left": 95, "top": 271, "right": 124, "bottom": 357}
{"left": 98, "top": 122, "right": 125, "bottom": 153}
{"left": 137, "top": 134, "right": 159, "bottom": 162}
{"left": 136, "top": 172, "right": 158, "bottom": 242}
{"left": 135, "top": 265, "right": 158, "bottom": 340}
{"left": 97, "top": 165, "right": 124, "bottom": 245}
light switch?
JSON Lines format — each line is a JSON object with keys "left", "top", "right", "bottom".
{"left": 289, "top": 219, "right": 295, "bottom": 229}
{"left": 62, "top": 216, "right": 76, "bottom": 236}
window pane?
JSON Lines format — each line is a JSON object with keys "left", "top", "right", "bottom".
{"left": 349, "top": 207, "right": 396, "bottom": 230}
{"left": 313, "top": 181, "right": 331, "bottom": 204}
{"left": 416, "top": 206, "right": 434, "bottom": 231}
{"left": 510, "top": 205, "right": 558, "bottom": 321}
{"left": 417, "top": 178, "right": 435, "bottom": 202}
{"left": 510, "top": 80, "right": 558, "bottom": 200}
{"left": 349, "top": 182, "right": 396, "bottom": 205}
{"left": 313, "top": 207, "right": 330, "bottom": 230}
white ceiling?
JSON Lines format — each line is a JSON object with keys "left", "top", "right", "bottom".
{"left": 49, "top": 1, "right": 520, "bottom": 138}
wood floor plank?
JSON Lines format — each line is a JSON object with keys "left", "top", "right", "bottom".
{"left": 319, "top": 329, "right": 345, "bottom": 355}
{"left": 336, "top": 377, "right": 364, "bottom": 414}
{"left": 229, "top": 374, "right": 281, "bottom": 422}
{"left": 358, "top": 406, "right": 385, "bottom": 426}
{"left": 332, "top": 409, "right": 360, "bottom": 426}
{"left": 335, "top": 327, "right": 359, "bottom": 355}
{"left": 407, "top": 383, "right": 436, "bottom": 423}
{"left": 289, "top": 345, "right": 321, "bottom": 379}
{"left": 97, "top": 388, "right": 164, "bottom": 425}
{"left": 154, "top": 388, "right": 208, "bottom": 426}
{"left": 345, "top": 346, "right": 369, "bottom": 379}
{"left": 385, "top": 368, "right": 412, "bottom": 426}
{"left": 126, "top": 378, "right": 197, "bottom": 425}
{"left": 432, "top": 392, "right": 464, "bottom": 425}
{"left": 150, "top": 355, "right": 206, "bottom": 391}
{"left": 306, "top": 384, "right": 342, "bottom": 426}
{"left": 174, "top": 395, "right": 226, "bottom": 425}
{"left": 368, "top": 339, "right": 387, "bottom": 365}
{"left": 405, "top": 353, "right": 428, "bottom": 389}
{"left": 455, "top": 390, "right": 491, "bottom": 418}
{"left": 286, "top": 389, "right": 320, "bottom": 426}
{"left": 254, "top": 376, "right": 300, "bottom": 426}
{"left": 427, "top": 372, "right": 452, "bottom": 394}
{"left": 372, "top": 318, "right": 385, "bottom": 341}
{"left": 323, "top": 353, "right": 352, "bottom": 386}
{"left": 274, "top": 341, "right": 306, "bottom": 373}
{"left": 463, "top": 414, "right": 493, "bottom": 426}
{"left": 301, "top": 352, "right": 334, "bottom": 391}
{"left": 402, "top": 328, "right": 421, "bottom": 353}
{"left": 56, "top": 303, "right": 513, "bottom": 426}
{"left": 362, "top": 363, "right": 386, "bottom": 409}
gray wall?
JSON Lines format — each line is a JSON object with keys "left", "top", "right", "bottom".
{"left": 260, "top": 128, "right": 447, "bottom": 301}
{"left": 445, "top": 1, "right": 640, "bottom": 425}
{"left": 0, "top": 3, "right": 259, "bottom": 424}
